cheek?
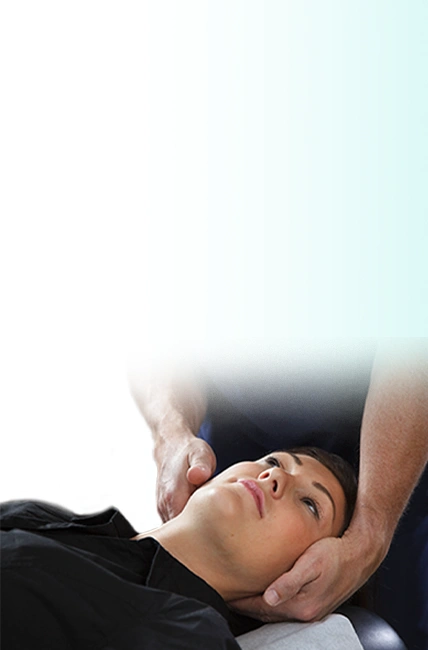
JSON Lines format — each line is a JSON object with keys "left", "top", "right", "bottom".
{"left": 235, "top": 521, "right": 313, "bottom": 590}
{"left": 264, "top": 513, "right": 319, "bottom": 567}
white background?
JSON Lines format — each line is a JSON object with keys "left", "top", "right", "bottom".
{"left": 1, "top": 2, "right": 427, "bottom": 531}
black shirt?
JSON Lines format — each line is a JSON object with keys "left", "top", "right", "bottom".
{"left": 0, "top": 500, "right": 241, "bottom": 650}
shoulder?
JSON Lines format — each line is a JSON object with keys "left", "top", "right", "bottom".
{"left": 0, "top": 499, "right": 75, "bottom": 530}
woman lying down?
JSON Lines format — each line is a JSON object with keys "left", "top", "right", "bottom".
{"left": 1, "top": 447, "right": 357, "bottom": 650}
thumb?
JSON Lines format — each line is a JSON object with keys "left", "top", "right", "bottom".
{"left": 264, "top": 564, "right": 310, "bottom": 607}
{"left": 186, "top": 447, "right": 215, "bottom": 487}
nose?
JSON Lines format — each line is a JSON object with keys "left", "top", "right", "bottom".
{"left": 258, "top": 467, "right": 290, "bottom": 499}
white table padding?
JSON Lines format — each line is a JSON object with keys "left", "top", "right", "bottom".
{"left": 237, "top": 614, "right": 364, "bottom": 650}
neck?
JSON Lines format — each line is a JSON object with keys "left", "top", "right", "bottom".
{"left": 134, "top": 515, "right": 257, "bottom": 602}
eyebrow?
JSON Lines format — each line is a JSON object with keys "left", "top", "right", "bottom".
{"left": 286, "top": 452, "right": 337, "bottom": 521}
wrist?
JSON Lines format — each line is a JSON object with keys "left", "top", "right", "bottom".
{"left": 344, "top": 501, "right": 394, "bottom": 568}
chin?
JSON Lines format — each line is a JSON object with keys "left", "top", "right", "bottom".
{"left": 191, "top": 482, "right": 243, "bottom": 519}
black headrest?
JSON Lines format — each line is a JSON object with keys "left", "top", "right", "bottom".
{"left": 338, "top": 605, "right": 407, "bottom": 650}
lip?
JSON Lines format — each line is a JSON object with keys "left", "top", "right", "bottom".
{"left": 238, "top": 479, "right": 265, "bottom": 517}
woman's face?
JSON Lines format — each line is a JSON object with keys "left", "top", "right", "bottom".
{"left": 183, "top": 451, "right": 347, "bottom": 594}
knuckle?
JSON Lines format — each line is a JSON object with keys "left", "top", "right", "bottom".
{"left": 289, "top": 578, "right": 303, "bottom": 594}
{"left": 278, "top": 577, "right": 301, "bottom": 598}
{"left": 195, "top": 439, "right": 216, "bottom": 464}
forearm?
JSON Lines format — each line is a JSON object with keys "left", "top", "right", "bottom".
{"left": 129, "top": 365, "right": 212, "bottom": 520}
{"left": 349, "top": 341, "right": 428, "bottom": 559}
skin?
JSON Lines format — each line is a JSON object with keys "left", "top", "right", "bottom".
{"left": 129, "top": 342, "right": 428, "bottom": 621}
{"left": 129, "top": 367, "right": 214, "bottom": 521}
{"left": 134, "top": 452, "right": 346, "bottom": 601}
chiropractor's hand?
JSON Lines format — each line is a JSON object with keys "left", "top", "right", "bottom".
{"left": 230, "top": 525, "right": 387, "bottom": 622}
{"left": 155, "top": 436, "right": 217, "bottom": 522}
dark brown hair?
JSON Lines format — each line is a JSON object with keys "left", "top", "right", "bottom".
{"left": 281, "top": 446, "right": 358, "bottom": 536}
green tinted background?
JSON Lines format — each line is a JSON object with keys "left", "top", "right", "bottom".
{"left": 203, "top": 1, "right": 427, "bottom": 352}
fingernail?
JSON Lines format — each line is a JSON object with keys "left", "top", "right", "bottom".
{"left": 265, "top": 589, "right": 280, "bottom": 606}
